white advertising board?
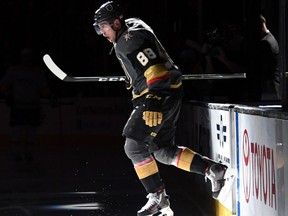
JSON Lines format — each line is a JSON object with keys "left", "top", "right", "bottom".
{"left": 210, "top": 109, "right": 233, "bottom": 166}
{"left": 235, "top": 113, "right": 280, "bottom": 216}
{"left": 210, "top": 108, "right": 235, "bottom": 213}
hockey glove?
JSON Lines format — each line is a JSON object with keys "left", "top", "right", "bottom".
{"left": 143, "top": 94, "right": 163, "bottom": 127}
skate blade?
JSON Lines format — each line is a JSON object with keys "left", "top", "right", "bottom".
{"left": 153, "top": 206, "right": 174, "bottom": 216}
{"left": 216, "top": 168, "right": 236, "bottom": 203}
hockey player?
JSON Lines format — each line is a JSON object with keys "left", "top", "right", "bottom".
{"left": 94, "top": 1, "right": 230, "bottom": 215}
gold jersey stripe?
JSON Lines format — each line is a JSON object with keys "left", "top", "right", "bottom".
{"left": 134, "top": 158, "right": 159, "bottom": 179}
{"left": 132, "top": 88, "right": 149, "bottom": 99}
{"left": 144, "top": 64, "right": 169, "bottom": 82}
{"left": 177, "top": 148, "right": 196, "bottom": 171}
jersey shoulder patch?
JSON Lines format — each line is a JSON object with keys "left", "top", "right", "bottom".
{"left": 123, "top": 31, "right": 133, "bottom": 41}
{"left": 117, "top": 30, "right": 147, "bottom": 54}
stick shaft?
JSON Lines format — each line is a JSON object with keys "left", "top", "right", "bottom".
{"left": 43, "top": 54, "right": 246, "bottom": 82}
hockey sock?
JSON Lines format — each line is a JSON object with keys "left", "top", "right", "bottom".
{"left": 134, "top": 156, "right": 163, "bottom": 193}
{"left": 190, "top": 154, "right": 209, "bottom": 175}
{"left": 175, "top": 147, "right": 196, "bottom": 171}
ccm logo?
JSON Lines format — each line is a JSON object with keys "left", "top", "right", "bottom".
{"left": 97, "top": 77, "right": 126, "bottom": 81}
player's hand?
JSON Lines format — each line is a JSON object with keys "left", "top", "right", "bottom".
{"left": 143, "top": 93, "right": 163, "bottom": 127}
{"left": 143, "top": 111, "right": 163, "bottom": 127}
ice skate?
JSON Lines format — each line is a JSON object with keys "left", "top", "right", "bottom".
{"left": 137, "top": 189, "right": 174, "bottom": 216}
{"left": 204, "top": 158, "right": 235, "bottom": 201}
{"left": 216, "top": 167, "right": 235, "bottom": 202}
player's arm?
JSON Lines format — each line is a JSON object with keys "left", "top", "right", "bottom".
{"left": 143, "top": 60, "right": 172, "bottom": 127}
{"left": 124, "top": 30, "right": 171, "bottom": 127}
{"left": 135, "top": 35, "right": 171, "bottom": 127}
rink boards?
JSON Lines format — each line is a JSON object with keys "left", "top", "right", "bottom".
{"left": 0, "top": 98, "right": 287, "bottom": 215}
{"left": 182, "top": 102, "right": 288, "bottom": 216}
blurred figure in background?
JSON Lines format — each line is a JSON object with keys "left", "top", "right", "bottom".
{"left": 0, "top": 48, "right": 52, "bottom": 162}
{"left": 203, "top": 24, "right": 246, "bottom": 75}
{"left": 258, "top": 14, "right": 280, "bottom": 100}
{"left": 201, "top": 24, "right": 247, "bottom": 102}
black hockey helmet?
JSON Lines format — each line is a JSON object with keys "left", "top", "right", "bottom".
{"left": 93, "top": 1, "right": 124, "bottom": 35}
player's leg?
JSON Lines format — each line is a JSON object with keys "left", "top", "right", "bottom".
{"left": 153, "top": 145, "right": 226, "bottom": 198}
{"left": 124, "top": 137, "right": 173, "bottom": 216}
{"left": 152, "top": 93, "right": 231, "bottom": 200}
{"left": 123, "top": 103, "right": 173, "bottom": 215}
{"left": 154, "top": 145, "right": 229, "bottom": 199}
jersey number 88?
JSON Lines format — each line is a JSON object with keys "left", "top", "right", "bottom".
{"left": 137, "top": 48, "right": 157, "bottom": 66}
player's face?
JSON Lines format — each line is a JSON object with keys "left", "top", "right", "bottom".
{"left": 98, "top": 21, "right": 116, "bottom": 43}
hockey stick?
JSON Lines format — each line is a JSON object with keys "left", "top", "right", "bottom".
{"left": 43, "top": 54, "right": 246, "bottom": 82}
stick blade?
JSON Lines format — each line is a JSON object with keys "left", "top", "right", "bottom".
{"left": 43, "top": 54, "right": 67, "bottom": 80}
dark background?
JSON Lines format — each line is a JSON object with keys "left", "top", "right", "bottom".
{"left": 0, "top": 1, "right": 285, "bottom": 215}
{"left": 0, "top": 0, "right": 282, "bottom": 101}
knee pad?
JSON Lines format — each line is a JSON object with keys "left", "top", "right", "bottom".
{"left": 124, "top": 138, "right": 133, "bottom": 159}
{"left": 124, "top": 137, "right": 150, "bottom": 162}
